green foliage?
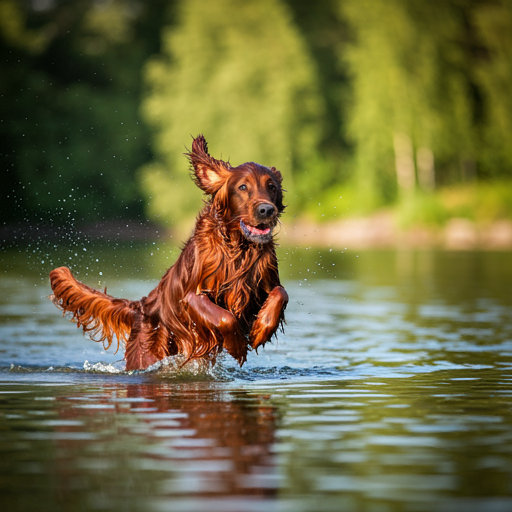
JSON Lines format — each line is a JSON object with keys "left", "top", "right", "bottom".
{"left": 396, "top": 192, "right": 450, "bottom": 229}
{"left": 3, "top": 0, "right": 512, "bottom": 232}
{"left": 305, "top": 183, "right": 360, "bottom": 221}
{"left": 340, "top": 0, "right": 481, "bottom": 206}
{"left": 139, "top": 0, "right": 328, "bottom": 225}
{"left": 0, "top": 0, "right": 170, "bottom": 223}
{"left": 396, "top": 181, "right": 512, "bottom": 228}
{"left": 441, "top": 181, "right": 512, "bottom": 222}
{"left": 473, "top": 0, "right": 512, "bottom": 176}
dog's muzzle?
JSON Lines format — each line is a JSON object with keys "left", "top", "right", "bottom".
{"left": 240, "top": 220, "right": 273, "bottom": 244}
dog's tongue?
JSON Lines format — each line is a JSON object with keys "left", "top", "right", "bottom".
{"left": 245, "top": 223, "right": 270, "bottom": 236}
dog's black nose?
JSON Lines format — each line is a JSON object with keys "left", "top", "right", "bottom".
{"left": 257, "top": 203, "right": 276, "bottom": 218}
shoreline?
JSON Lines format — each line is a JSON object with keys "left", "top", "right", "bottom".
{"left": 2, "top": 214, "right": 512, "bottom": 250}
{"left": 282, "top": 212, "right": 512, "bottom": 250}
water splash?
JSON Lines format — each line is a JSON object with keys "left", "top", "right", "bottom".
{"left": 83, "top": 360, "right": 125, "bottom": 374}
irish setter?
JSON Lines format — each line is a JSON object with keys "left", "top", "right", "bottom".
{"left": 49, "top": 135, "right": 288, "bottom": 370}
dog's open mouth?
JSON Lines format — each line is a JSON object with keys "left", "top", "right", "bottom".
{"left": 240, "top": 220, "right": 273, "bottom": 243}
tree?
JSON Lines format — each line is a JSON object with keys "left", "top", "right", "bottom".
{"left": 473, "top": 0, "right": 512, "bottom": 177}
{"left": 0, "top": 0, "right": 172, "bottom": 225}
{"left": 339, "top": 0, "right": 480, "bottom": 210}
{"left": 139, "top": 0, "right": 327, "bottom": 228}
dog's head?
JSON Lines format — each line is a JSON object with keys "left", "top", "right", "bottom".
{"left": 187, "top": 134, "right": 284, "bottom": 244}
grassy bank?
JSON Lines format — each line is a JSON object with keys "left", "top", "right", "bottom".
{"left": 285, "top": 181, "right": 512, "bottom": 250}
{"left": 396, "top": 181, "right": 512, "bottom": 229}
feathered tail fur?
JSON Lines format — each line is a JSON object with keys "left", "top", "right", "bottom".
{"left": 49, "top": 267, "right": 139, "bottom": 353}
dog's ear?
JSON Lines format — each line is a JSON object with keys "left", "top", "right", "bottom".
{"left": 269, "top": 167, "right": 285, "bottom": 213}
{"left": 187, "top": 135, "right": 232, "bottom": 194}
{"left": 270, "top": 166, "right": 283, "bottom": 184}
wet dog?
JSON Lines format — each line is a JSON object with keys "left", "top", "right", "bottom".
{"left": 49, "top": 135, "right": 288, "bottom": 370}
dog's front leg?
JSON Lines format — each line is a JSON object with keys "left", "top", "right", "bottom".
{"left": 251, "top": 286, "right": 289, "bottom": 350}
{"left": 183, "top": 291, "right": 248, "bottom": 364}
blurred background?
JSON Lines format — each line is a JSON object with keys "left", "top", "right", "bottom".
{"left": 2, "top": 0, "right": 512, "bottom": 247}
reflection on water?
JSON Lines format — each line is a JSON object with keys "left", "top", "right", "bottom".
{"left": 1, "top": 247, "right": 512, "bottom": 511}
{"left": 0, "top": 381, "right": 278, "bottom": 511}
{"left": 1, "top": 373, "right": 512, "bottom": 512}
{"left": 1, "top": 382, "right": 278, "bottom": 511}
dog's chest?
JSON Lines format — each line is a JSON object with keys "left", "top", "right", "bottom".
{"left": 199, "top": 240, "right": 276, "bottom": 319}
{"left": 216, "top": 264, "right": 267, "bottom": 320}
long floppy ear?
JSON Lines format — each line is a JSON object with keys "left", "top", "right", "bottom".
{"left": 270, "top": 166, "right": 283, "bottom": 184}
{"left": 270, "top": 166, "right": 285, "bottom": 213}
{"left": 186, "top": 135, "right": 232, "bottom": 194}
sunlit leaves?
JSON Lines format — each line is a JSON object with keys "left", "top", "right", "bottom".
{"left": 140, "top": 0, "right": 326, "bottom": 225}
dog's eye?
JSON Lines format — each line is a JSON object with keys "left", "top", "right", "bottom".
{"left": 267, "top": 181, "right": 276, "bottom": 191}
{"left": 239, "top": 184, "right": 247, "bottom": 191}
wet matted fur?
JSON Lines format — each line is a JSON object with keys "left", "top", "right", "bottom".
{"left": 49, "top": 135, "right": 288, "bottom": 370}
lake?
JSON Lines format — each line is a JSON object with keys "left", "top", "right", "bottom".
{"left": 1, "top": 244, "right": 512, "bottom": 512}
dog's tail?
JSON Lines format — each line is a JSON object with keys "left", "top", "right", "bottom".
{"left": 49, "top": 267, "right": 140, "bottom": 353}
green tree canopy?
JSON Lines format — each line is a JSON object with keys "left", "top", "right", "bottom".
{"left": 0, "top": 0, "right": 171, "bottom": 224}
{"left": 3, "top": 0, "right": 512, "bottom": 233}
{"left": 473, "top": 0, "right": 512, "bottom": 176}
{"left": 340, "top": 0, "right": 481, "bottom": 210}
{"left": 139, "top": 0, "right": 327, "bottom": 227}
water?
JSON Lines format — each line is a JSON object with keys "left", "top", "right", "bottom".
{"left": 1, "top": 245, "right": 512, "bottom": 511}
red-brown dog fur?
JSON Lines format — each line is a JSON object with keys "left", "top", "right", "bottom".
{"left": 49, "top": 135, "right": 288, "bottom": 370}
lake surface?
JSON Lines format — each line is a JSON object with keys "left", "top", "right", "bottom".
{"left": 1, "top": 244, "right": 512, "bottom": 512}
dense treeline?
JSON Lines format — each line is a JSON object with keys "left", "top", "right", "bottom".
{"left": 0, "top": 0, "right": 174, "bottom": 225}
{"left": 2, "top": 0, "right": 512, "bottom": 230}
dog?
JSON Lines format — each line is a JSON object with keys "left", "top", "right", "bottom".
{"left": 49, "top": 135, "right": 288, "bottom": 370}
